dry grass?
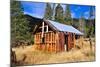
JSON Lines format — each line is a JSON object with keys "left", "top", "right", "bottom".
{"left": 12, "top": 38, "right": 95, "bottom": 66}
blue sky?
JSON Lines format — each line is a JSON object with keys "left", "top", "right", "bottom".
{"left": 21, "top": 1, "right": 95, "bottom": 19}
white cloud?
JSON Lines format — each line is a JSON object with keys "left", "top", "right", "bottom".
{"left": 71, "top": 12, "right": 76, "bottom": 18}
{"left": 84, "top": 11, "right": 89, "bottom": 15}
{"left": 84, "top": 11, "right": 89, "bottom": 19}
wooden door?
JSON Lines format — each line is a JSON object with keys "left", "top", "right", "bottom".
{"left": 64, "top": 35, "right": 68, "bottom": 51}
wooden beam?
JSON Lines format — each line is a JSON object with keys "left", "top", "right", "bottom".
{"left": 51, "top": 32, "right": 52, "bottom": 52}
{"left": 34, "top": 35, "right": 35, "bottom": 44}
{"left": 39, "top": 25, "right": 47, "bottom": 28}
{"left": 68, "top": 32, "right": 70, "bottom": 51}
{"left": 46, "top": 25, "right": 48, "bottom": 32}
{"left": 42, "top": 22, "right": 44, "bottom": 38}
{"left": 73, "top": 33, "right": 75, "bottom": 48}
{"left": 55, "top": 32, "right": 58, "bottom": 52}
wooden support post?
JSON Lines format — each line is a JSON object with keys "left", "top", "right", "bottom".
{"left": 47, "top": 33, "right": 48, "bottom": 43}
{"left": 37, "top": 34, "right": 38, "bottom": 43}
{"left": 53, "top": 33, "right": 55, "bottom": 52}
{"left": 80, "top": 36, "right": 83, "bottom": 48}
{"left": 38, "top": 34, "right": 41, "bottom": 43}
{"left": 52, "top": 33, "right": 53, "bottom": 52}
{"left": 73, "top": 33, "right": 75, "bottom": 48}
{"left": 54, "top": 33, "right": 55, "bottom": 52}
{"left": 34, "top": 35, "right": 35, "bottom": 44}
{"left": 45, "top": 33, "right": 46, "bottom": 51}
{"left": 48, "top": 33, "right": 50, "bottom": 42}
{"left": 36, "top": 34, "right": 37, "bottom": 43}
{"left": 38, "top": 34, "right": 39, "bottom": 43}
{"left": 51, "top": 32, "right": 52, "bottom": 52}
{"left": 46, "top": 25, "right": 48, "bottom": 32}
{"left": 47, "top": 33, "right": 48, "bottom": 52}
{"left": 58, "top": 32, "right": 60, "bottom": 52}
{"left": 42, "top": 22, "right": 44, "bottom": 38}
{"left": 68, "top": 32, "right": 70, "bottom": 51}
{"left": 56, "top": 32, "right": 58, "bottom": 52}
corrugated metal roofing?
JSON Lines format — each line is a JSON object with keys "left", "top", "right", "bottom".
{"left": 47, "top": 20, "right": 83, "bottom": 35}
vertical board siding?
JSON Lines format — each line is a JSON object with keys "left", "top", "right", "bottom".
{"left": 34, "top": 31, "right": 75, "bottom": 52}
{"left": 67, "top": 33, "right": 75, "bottom": 51}
{"left": 34, "top": 32, "right": 58, "bottom": 52}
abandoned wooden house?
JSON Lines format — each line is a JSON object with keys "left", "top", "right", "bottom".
{"left": 27, "top": 15, "right": 83, "bottom": 52}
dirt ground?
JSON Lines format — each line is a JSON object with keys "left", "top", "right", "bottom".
{"left": 12, "top": 38, "right": 95, "bottom": 66}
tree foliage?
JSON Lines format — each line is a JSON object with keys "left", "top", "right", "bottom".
{"left": 52, "top": 3, "right": 56, "bottom": 20}
{"left": 64, "top": 5, "right": 72, "bottom": 25}
{"left": 44, "top": 3, "right": 53, "bottom": 20}
{"left": 55, "top": 4, "right": 64, "bottom": 23}
{"left": 88, "top": 6, "right": 95, "bottom": 37}
{"left": 11, "top": 1, "right": 33, "bottom": 47}
{"left": 79, "top": 14, "right": 85, "bottom": 32}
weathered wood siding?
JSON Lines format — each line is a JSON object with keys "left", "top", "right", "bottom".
{"left": 67, "top": 33, "right": 75, "bottom": 50}
{"left": 34, "top": 31, "right": 75, "bottom": 52}
{"left": 34, "top": 31, "right": 59, "bottom": 52}
{"left": 58, "top": 32, "right": 65, "bottom": 52}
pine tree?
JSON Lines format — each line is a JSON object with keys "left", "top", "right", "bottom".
{"left": 64, "top": 5, "right": 72, "bottom": 25}
{"left": 79, "top": 13, "right": 85, "bottom": 33}
{"left": 88, "top": 6, "right": 95, "bottom": 54}
{"left": 52, "top": 3, "right": 56, "bottom": 20}
{"left": 88, "top": 6, "right": 95, "bottom": 37}
{"left": 55, "top": 4, "right": 64, "bottom": 23}
{"left": 44, "top": 3, "right": 53, "bottom": 20}
{"left": 11, "top": 1, "right": 32, "bottom": 47}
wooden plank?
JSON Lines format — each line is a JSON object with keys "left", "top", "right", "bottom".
{"left": 68, "top": 32, "right": 70, "bottom": 51}
{"left": 55, "top": 32, "right": 58, "bottom": 52}
{"left": 44, "top": 33, "right": 46, "bottom": 43}
{"left": 54, "top": 33, "right": 56, "bottom": 52}
{"left": 46, "top": 25, "right": 48, "bottom": 32}
{"left": 51, "top": 33, "right": 52, "bottom": 52}
{"left": 73, "top": 33, "right": 75, "bottom": 48}
{"left": 50, "top": 32, "right": 51, "bottom": 43}
{"left": 38, "top": 34, "right": 39, "bottom": 43}
{"left": 58, "top": 32, "right": 60, "bottom": 52}
{"left": 69, "top": 33, "right": 71, "bottom": 50}
{"left": 34, "top": 35, "right": 35, "bottom": 44}
{"left": 37, "top": 34, "right": 39, "bottom": 43}
{"left": 61, "top": 32, "right": 64, "bottom": 51}
{"left": 38, "top": 34, "right": 41, "bottom": 43}
{"left": 39, "top": 25, "right": 48, "bottom": 28}
{"left": 67, "top": 33, "right": 69, "bottom": 51}
{"left": 36, "top": 34, "right": 38, "bottom": 43}
{"left": 48, "top": 33, "right": 49, "bottom": 42}
{"left": 52, "top": 32, "right": 54, "bottom": 43}
{"left": 51, "top": 32, "right": 52, "bottom": 43}
{"left": 35, "top": 35, "right": 37, "bottom": 43}
{"left": 46, "top": 33, "right": 47, "bottom": 43}
{"left": 42, "top": 21, "right": 44, "bottom": 38}
{"left": 59, "top": 32, "right": 61, "bottom": 52}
